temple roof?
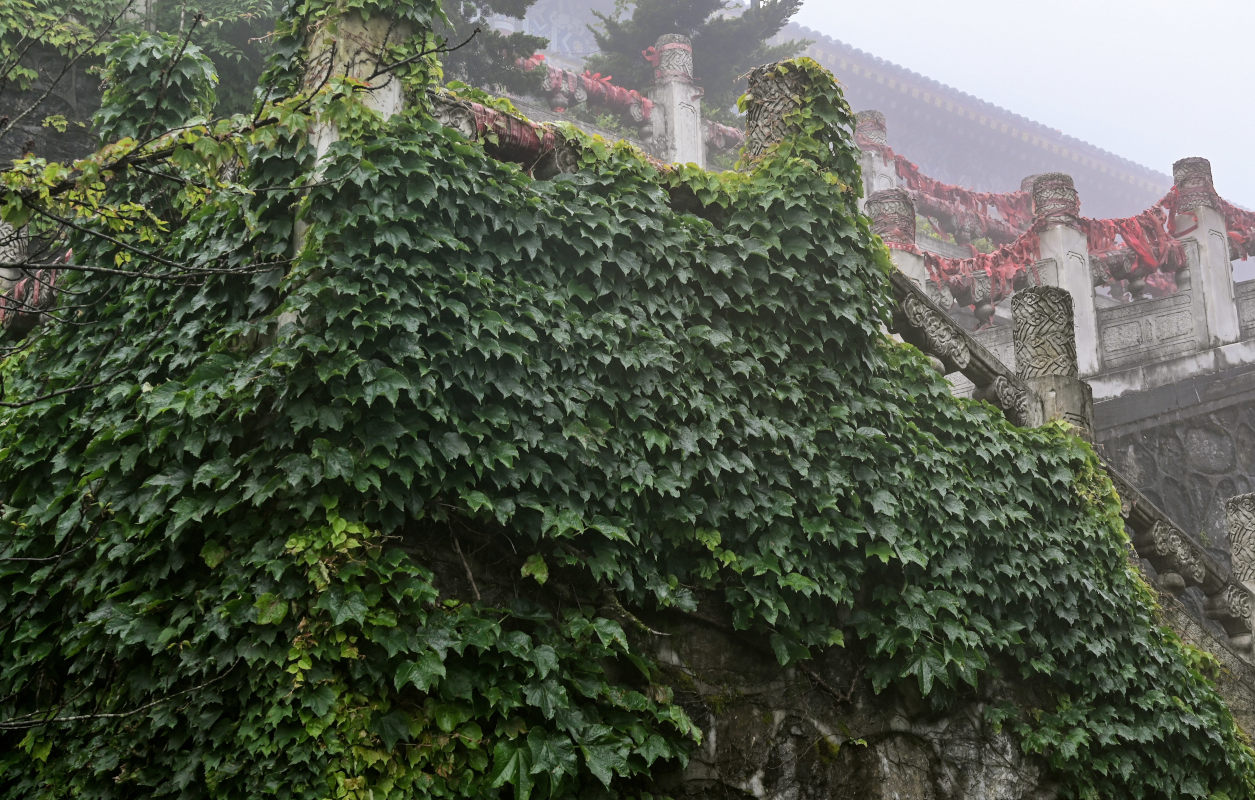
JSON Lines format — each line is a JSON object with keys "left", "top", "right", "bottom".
{"left": 789, "top": 23, "right": 1172, "bottom": 217}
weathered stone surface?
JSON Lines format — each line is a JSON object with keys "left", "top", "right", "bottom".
{"left": 1096, "top": 365, "right": 1255, "bottom": 564}
{"left": 649, "top": 621, "right": 1056, "bottom": 800}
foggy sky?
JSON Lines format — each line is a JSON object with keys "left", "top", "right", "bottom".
{"left": 792, "top": 0, "right": 1255, "bottom": 209}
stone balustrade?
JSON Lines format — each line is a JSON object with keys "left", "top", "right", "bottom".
{"left": 887, "top": 269, "right": 1039, "bottom": 427}
{"left": 867, "top": 178, "right": 1252, "bottom": 657}
{"left": 881, "top": 250, "right": 1255, "bottom": 661}
{"left": 856, "top": 112, "right": 1255, "bottom": 403}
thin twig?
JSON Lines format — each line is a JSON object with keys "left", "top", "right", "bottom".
{"left": 0, "top": 661, "right": 240, "bottom": 730}
{"left": 366, "top": 27, "right": 481, "bottom": 81}
{"left": 451, "top": 530, "right": 481, "bottom": 602}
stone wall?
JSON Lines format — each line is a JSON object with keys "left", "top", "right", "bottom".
{"left": 1096, "top": 364, "right": 1255, "bottom": 562}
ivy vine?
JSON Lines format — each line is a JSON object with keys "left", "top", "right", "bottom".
{"left": 0, "top": 8, "right": 1253, "bottom": 800}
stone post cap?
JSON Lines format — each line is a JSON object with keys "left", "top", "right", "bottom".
{"left": 1012, "top": 286, "right": 1079, "bottom": 379}
{"left": 867, "top": 188, "right": 915, "bottom": 246}
{"left": 1031, "top": 173, "right": 1080, "bottom": 225}
{"left": 855, "top": 110, "right": 887, "bottom": 145}
{"left": 651, "top": 33, "right": 694, "bottom": 83}
{"left": 1172, "top": 156, "right": 1216, "bottom": 213}
{"left": 1020, "top": 174, "right": 1041, "bottom": 193}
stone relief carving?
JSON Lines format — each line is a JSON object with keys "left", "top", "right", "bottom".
{"left": 743, "top": 62, "right": 808, "bottom": 161}
{"left": 991, "top": 374, "right": 1030, "bottom": 425}
{"left": 430, "top": 94, "right": 478, "bottom": 140}
{"left": 1101, "top": 406, "right": 1255, "bottom": 563}
{"left": 0, "top": 221, "right": 25, "bottom": 291}
{"left": 1104, "top": 321, "right": 1143, "bottom": 353}
{"left": 970, "top": 269, "right": 994, "bottom": 328}
{"left": 1030, "top": 173, "right": 1080, "bottom": 225}
{"left": 1156, "top": 310, "right": 1194, "bottom": 342}
{"left": 1239, "top": 283, "right": 1255, "bottom": 335}
{"left": 1096, "top": 292, "right": 1197, "bottom": 367}
{"left": 1011, "top": 287, "right": 1077, "bottom": 379}
{"left": 1220, "top": 584, "right": 1253, "bottom": 629}
{"left": 1228, "top": 494, "right": 1255, "bottom": 588}
{"left": 902, "top": 293, "right": 971, "bottom": 369}
{"left": 1174, "top": 530, "right": 1207, "bottom": 586}
{"left": 925, "top": 279, "right": 954, "bottom": 311}
{"left": 1138, "top": 519, "right": 1205, "bottom": 588}
{"left": 1144, "top": 519, "right": 1175, "bottom": 559}
{"left": 653, "top": 34, "right": 694, "bottom": 82}
{"left": 854, "top": 110, "right": 887, "bottom": 145}
{"left": 0, "top": 222, "right": 25, "bottom": 265}
{"left": 866, "top": 189, "right": 916, "bottom": 247}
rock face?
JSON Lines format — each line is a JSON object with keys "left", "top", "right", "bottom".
{"left": 650, "top": 621, "right": 1056, "bottom": 800}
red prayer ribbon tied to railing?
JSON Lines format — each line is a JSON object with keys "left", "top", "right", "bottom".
{"left": 923, "top": 227, "right": 1042, "bottom": 315}
{"left": 1168, "top": 186, "right": 1255, "bottom": 261}
{"left": 856, "top": 136, "right": 1033, "bottom": 233}
{"left": 1083, "top": 206, "right": 1184, "bottom": 277}
{"left": 703, "top": 120, "right": 745, "bottom": 152}
{"left": 517, "top": 54, "right": 653, "bottom": 124}
{"left": 0, "top": 267, "right": 58, "bottom": 335}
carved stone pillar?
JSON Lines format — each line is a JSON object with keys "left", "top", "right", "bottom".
{"left": 1031, "top": 174, "right": 1100, "bottom": 377}
{"left": 855, "top": 110, "right": 896, "bottom": 198}
{"left": 742, "top": 61, "right": 814, "bottom": 161}
{"left": 867, "top": 189, "right": 924, "bottom": 286}
{"left": 855, "top": 110, "right": 886, "bottom": 145}
{"left": 304, "top": 11, "right": 410, "bottom": 148}
{"left": 0, "top": 221, "right": 26, "bottom": 293}
{"left": 288, "top": 4, "right": 412, "bottom": 334}
{"left": 1011, "top": 286, "right": 1094, "bottom": 436}
{"left": 647, "top": 34, "right": 704, "bottom": 167}
{"left": 1228, "top": 494, "right": 1255, "bottom": 595}
{"left": 1172, "top": 157, "right": 1239, "bottom": 347}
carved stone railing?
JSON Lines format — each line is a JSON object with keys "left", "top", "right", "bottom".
{"left": 887, "top": 264, "right": 1255, "bottom": 660}
{"left": 428, "top": 89, "right": 585, "bottom": 178}
{"left": 1095, "top": 292, "right": 1197, "bottom": 369}
{"left": 916, "top": 234, "right": 972, "bottom": 261}
{"left": 1112, "top": 471, "right": 1255, "bottom": 655}
{"left": 888, "top": 269, "right": 1038, "bottom": 426}
{"left": 1236, "top": 279, "right": 1255, "bottom": 339}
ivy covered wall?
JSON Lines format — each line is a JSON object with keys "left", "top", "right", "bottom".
{"left": 1, "top": 2, "right": 1254, "bottom": 798}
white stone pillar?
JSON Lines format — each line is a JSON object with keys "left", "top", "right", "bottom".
{"left": 303, "top": 11, "right": 410, "bottom": 161}
{"left": 285, "top": 6, "right": 411, "bottom": 333}
{"left": 855, "top": 111, "right": 897, "bottom": 200}
{"left": 0, "top": 221, "right": 25, "bottom": 293}
{"left": 647, "top": 34, "right": 704, "bottom": 167}
{"left": 866, "top": 189, "right": 924, "bottom": 285}
{"left": 1031, "top": 174, "right": 1101, "bottom": 377}
{"left": 1172, "top": 157, "right": 1240, "bottom": 348}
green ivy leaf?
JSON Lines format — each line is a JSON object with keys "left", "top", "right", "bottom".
{"left": 521, "top": 554, "right": 549, "bottom": 585}
{"left": 254, "top": 593, "right": 287, "bottom": 625}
